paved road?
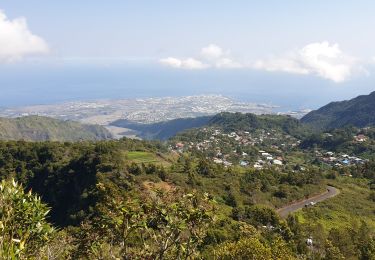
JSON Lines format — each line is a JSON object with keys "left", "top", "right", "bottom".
{"left": 277, "top": 186, "right": 340, "bottom": 218}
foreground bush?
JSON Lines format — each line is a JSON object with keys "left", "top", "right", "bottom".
{"left": 81, "top": 188, "right": 214, "bottom": 259}
{"left": 0, "top": 179, "right": 54, "bottom": 259}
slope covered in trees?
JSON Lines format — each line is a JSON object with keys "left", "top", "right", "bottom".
{"left": 111, "top": 116, "right": 212, "bottom": 140}
{"left": 0, "top": 116, "right": 112, "bottom": 141}
{"left": 112, "top": 112, "right": 310, "bottom": 140}
{"left": 301, "top": 91, "right": 375, "bottom": 131}
{"left": 0, "top": 137, "right": 374, "bottom": 258}
{"left": 209, "top": 112, "right": 310, "bottom": 137}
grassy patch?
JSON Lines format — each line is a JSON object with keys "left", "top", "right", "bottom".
{"left": 295, "top": 177, "right": 375, "bottom": 231}
{"left": 125, "top": 151, "right": 172, "bottom": 166}
{"left": 126, "top": 151, "right": 160, "bottom": 163}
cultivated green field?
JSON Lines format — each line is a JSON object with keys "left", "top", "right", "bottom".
{"left": 126, "top": 151, "right": 174, "bottom": 166}
{"left": 126, "top": 151, "right": 160, "bottom": 163}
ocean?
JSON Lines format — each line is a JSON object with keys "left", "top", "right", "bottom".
{"left": 0, "top": 64, "right": 373, "bottom": 111}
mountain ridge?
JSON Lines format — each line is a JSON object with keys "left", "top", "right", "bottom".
{"left": 301, "top": 91, "right": 375, "bottom": 130}
{"left": 0, "top": 116, "right": 112, "bottom": 141}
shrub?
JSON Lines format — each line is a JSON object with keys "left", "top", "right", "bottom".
{"left": 0, "top": 179, "right": 54, "bottom": 258}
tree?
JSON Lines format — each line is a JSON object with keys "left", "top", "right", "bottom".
{"left": 87, "top": 187, "right": 214, "bottom": 259}
{"left": 196, "top": 159, "right": 214, "bottom": 177}
{"left": 369, "top": 191, "right": 375, "bottom": 202}
{"left": 0, "top": 179, "right": 55, "bottom": 259}
{"left": 324, "top": 240, "right": 344, "bottom": 260}
{"left": 359, "top": 238, "right": 375, "bottom": 260}
{"left": 328, "top": 227, "right": 357, "bottom": 258}
{"left": 214, "top": 237, "right": 272, "bottom": 259}
{"left": 269, "top": 236, "right": 295, "bottom": 260}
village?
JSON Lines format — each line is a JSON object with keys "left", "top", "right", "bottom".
{"left": 311, "top": 132, "right": 369, "bottom": 168}
{"left": 170, "top": 127, "right": 370, "bottom": 170}
{"left": 315, "top": 150, "right": 367, "bottom": 167}
{"left": 170, "top": 127, "right": 301, "bottom": 169}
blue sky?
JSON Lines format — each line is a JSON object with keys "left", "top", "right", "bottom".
{"left": 0, "top": 1, "right": 375, "bottom": 109}
{"left": 2, "top": 1, "right": 375, "bottom": 59}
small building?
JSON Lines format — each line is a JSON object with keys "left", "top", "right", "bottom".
{"left": 254, "top": 163, "right": 263, "bottom": 169}
{"left": 342, "top": 159, "right": 350, "bottom": 165}
{"left": 355, "top": 134, "right": 367, "bottom": 142}
{"left": 272, "top": 159, "right": 283, "bottom": 165}
{"left": 213, "top": 158, "right": 223, "bottom": 164}
{"left": 175, "top": 142, "right": 184, "bottom": 149}
{"left": 240, "top": 160, "right": 249, "bottom": 166}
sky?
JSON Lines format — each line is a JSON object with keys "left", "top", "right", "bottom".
{"left": 0, "top": 1, "right": 375, "bottom": 110}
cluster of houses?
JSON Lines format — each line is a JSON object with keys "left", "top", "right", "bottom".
{"left": 171, "top": 126, "right": 374, "bottom": 171}
{"left": 171, "top": 127, "right": 298, "bottom": 168}
{"left": 252, "top": 151, "right": 284, "bottom": 169}
{"left": 354, "top": 134, "right": 367, "bottom": 142}
{"left": 316, "top": 151, "right": 367, "bottom": 167}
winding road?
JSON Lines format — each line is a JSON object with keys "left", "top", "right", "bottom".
{"left": 277, "top": 186, "right": 340, "bottom": 218}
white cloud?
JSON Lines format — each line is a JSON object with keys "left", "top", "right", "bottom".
{"left": 159, "top": 57, "right": 182, "bottom": 68}
{"left": 254, "top": 42, "right": 358, "bottom": 83}
{"left": 254, "top": 58, "right": 309, "bottom": 75}
{"left": 182, "top": 58, "right": 209, "bottom": 69}
{"left": 159, "top": 42, "right": 368, "bottom": 79}
{"left": 216, "top": 58, "right": 243, "bottom": 69}
{"left": 160, "top": 57, "right": 209, "bottom": 69}
{"left": 201, "top": 44, "right": 224, "bottom": 59}
{"left": 160, "top": 44, "right": 243, "bottom": 70}
{"left": 0, "top": 10, "right": 49, "bottom": 62}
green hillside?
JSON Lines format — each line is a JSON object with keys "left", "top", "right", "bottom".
{"left": 111, "top": 116, "right": 212, "bottom": 140}
{"left": 209, "top": 112, "right": 310, "bottom": 137}
{"left": 1, "top": 137, "right": 374, "bottom": 259}
{"left": 111, "top": 112, "right": 310, "bottom": 140}
{"left": 301, "top": 91, "right": 375, "bottom": 131}
{"left": 0, "top": 116, "right": 112, "bottom": 141}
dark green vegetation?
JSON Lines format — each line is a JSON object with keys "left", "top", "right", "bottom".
{"left": 111, "top": 116, "right": 212, "bottom": 140}
{"left": 0, "top": 116, "right": 112, "bottom": 141}
{"left": 209, "top": 112, "right": 310, "bottom": 138}
{"left": 0, "top": 179, "right": 54, "bottom": 258}
{"left": 1, "top": 135, "right": 375, "bottom": 259}
{"left": 302, "top": 91, "right": 375, "bottom": 131}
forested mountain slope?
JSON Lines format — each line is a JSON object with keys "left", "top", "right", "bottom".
{"left": 209, "top": 112, "right": 309, "bottom": 137}
{"left": 301, "top": 91, "right": 375, "bottom": 130}
{"left": 0, "top": 116, "right": 112, "bottom": 141}
{"left": 110, "top": 116, "right": 212, "bottom": 140}
{"left": 112, "top": 112, "right": 310, "bottom": 140}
